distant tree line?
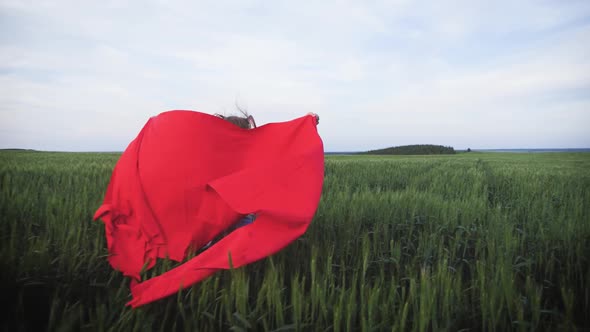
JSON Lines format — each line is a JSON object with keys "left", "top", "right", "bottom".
{"left": 363, "top": 144, "right": 456, "bottom": 155}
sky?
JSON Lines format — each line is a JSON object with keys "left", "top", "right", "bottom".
{"left": 1, "top": 0, "right": 589, "bottom": 152}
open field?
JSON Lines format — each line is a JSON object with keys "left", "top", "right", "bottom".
{"left": 1, "top": 151, "right": 589, "bottom": 331}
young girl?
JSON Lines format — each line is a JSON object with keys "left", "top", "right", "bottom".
{"left": 199, "top": 110, "right": 320, "bottom": 250}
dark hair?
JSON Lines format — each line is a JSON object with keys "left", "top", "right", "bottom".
{"left": 215, "top": 107, "right": 256, "bottom": 129}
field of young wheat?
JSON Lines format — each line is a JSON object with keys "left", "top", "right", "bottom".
{"left": 1, "top": 150, "right": 589, "bottom": 331}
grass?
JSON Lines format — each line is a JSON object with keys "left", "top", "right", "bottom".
{"left": 1, "top": 150, "right": 589, "bottom": 331}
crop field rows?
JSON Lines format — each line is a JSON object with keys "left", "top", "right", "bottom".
{"left": 1, "top": 151, "right": 589, "bottom": 331}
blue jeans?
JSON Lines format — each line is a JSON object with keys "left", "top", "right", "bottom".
{"left": 200, "top": 213, "right": 257, "bottom": 250}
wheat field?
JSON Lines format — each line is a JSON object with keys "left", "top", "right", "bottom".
{"left": 1, "top": 151, "right": 589, "bottom": 331}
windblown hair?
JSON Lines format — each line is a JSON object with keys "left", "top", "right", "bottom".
{"left": 215, "top": 107, "right": 256, "bottom": 129}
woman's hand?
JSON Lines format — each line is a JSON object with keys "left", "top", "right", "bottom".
{"left": 307, "top": 112, "right": 320, "bottom": 125}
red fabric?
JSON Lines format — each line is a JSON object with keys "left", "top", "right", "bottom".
{"left": 93, "top": 110, "right": 324, "bottom": 307}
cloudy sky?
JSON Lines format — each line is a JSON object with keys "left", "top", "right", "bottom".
{"left": 1, "top": 0, "right": 589, "bottom": 152}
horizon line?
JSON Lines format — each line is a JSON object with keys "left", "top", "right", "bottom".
{"left": 2, "top": 147, "right": 590, "bottom": 154}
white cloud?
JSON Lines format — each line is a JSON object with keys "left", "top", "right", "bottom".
{"left": 0, "top": 0, "right": 589, "bottom": 151}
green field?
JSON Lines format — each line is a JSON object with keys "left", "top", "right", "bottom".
{"left": 1, "top": 151, "right": 589, "bottom": 331}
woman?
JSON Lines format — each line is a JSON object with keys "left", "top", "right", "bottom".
{"left": 199, "top": 110, "right": 320, "bottom": 250}
{"left": 215, "top": 110, "right": 319, "bottom": 129}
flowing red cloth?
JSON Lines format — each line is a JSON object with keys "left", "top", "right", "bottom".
{"left": 93, "top": 110, "right": 324, "bottom": 307}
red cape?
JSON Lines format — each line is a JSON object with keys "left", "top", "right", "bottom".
{"left": 93, "top": 110, "right": 324, "bottom": 307}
